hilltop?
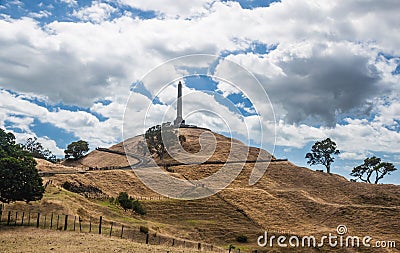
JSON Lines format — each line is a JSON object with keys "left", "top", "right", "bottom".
{"left": 6, "top": 127, "right": 400, "bottom": 252}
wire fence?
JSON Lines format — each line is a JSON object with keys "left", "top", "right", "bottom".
{"left": 0, "top": 205, "right": 225, "bottom": 252}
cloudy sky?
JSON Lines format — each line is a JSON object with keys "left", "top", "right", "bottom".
{"left": 0, "top": 0, "right": 399, "bottom": 184}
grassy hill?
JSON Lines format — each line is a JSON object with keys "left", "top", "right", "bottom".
{"left": 4, "top": 127, "right": 399, "bottom": 252}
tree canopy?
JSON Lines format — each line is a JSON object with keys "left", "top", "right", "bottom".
{"left": 64, "top": 140, "right": 89, "bottom": 160}
{"left": 350, "top": 156, "right": 397, "bottom": 184}
{"left": 22, "top": 137, "right": 56, "bottom": 163}
{"left": 305, "top": 138, "right": 340, "bottom": 174}
{"left": 144, "top": 122, "right": 184, "bottom": 159}
{"left": 0, "top": 128, "right": 44, "bottom": 203}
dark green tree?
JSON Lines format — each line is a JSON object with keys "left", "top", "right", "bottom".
{"left": 145, "top": 123, "right": 185, "bottom": 161}
{"left": 64, "top": 140, "right": 89, "bottom": 160}
{"left": 117, "top": 192, "right": 133, "bottom": 211}
{"left": 0, "top": 128, "right": 44, "bottom": 203}
{"left": 305, "top": 138, "right": 340, "bottom": 174}
{"left": 22, "top": 137, "right": 56, "bottom": 163}
{"left": 350, "top": 156, "right": 397, "bottom": 184}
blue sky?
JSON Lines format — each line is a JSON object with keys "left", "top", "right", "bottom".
{"left": 0, "top": 0, "right": 399, "bottom": 185}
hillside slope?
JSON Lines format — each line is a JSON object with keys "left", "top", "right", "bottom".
{"left": 26, "top": 128, "right": 400, "bottom": 252}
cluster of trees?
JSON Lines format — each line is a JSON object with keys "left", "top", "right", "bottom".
{"left": 22, "top": 137, "right": 57, "bottom": 163}
{"left": 306, "top": 138, "right": 397, "bottom": 184}
{"left": 144, "top": 122, "right": 186, "bottom": 162}
{"left": 0, "top": 127, "right": 91, "bottom": 204}
{"left": 0, "top": 128, "right": 44, "bottom": 203}
{"left": 109, "top": 192, "right": 146, "bottom": 215}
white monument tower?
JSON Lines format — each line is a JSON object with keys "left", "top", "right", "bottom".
{"left": 174, "top": 81, "right": 185, "bottom": 127}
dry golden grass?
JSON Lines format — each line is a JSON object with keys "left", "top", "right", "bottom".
{"left": 0, "top": 227, "right": 219, "bottom": 253}
{"left": 26, "top": 128, "right": 400, "bottom": 252}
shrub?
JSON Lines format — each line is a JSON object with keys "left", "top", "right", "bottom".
{"left": 140, "top": 225, "right": 149, "bottom": 234}
{"left": 132, "top": 199, "right": 146, "bottom": 215}
{"left": 236, "top": 234, "right": 248, "bottom": 243}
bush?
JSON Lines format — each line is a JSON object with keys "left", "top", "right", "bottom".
{"left": 109, "top": 197, "right": 115, "bottom": 204}
{"left": 116, "top": 192, "right": 146, "bottom": 214}
{"left": 132, "top": 199, "right": 146, "bottom": 215}
{"left": 140, "top": 226, "right": 149, "bottom": 234}
{"left": 236, "top": 234, "right": 248, "bottom": 243}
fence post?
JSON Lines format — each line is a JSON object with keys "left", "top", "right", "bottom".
{"left": 64, "top": 215, "right": 68, "bottom": 230}
{"left": 36, "top": 213, "right": 40, "bottom": 228}
{"left": 198, "top": 242, "right": 201, "bottom": 251}
{"left": 50, "top": 213, "right": 53, "bottom": 229}
{"left": 79, "top": 216, "right": 82, "bottom": 232}
{"left": 120, "top": 225, "right": 124, "bottom": 238}
{"left": 14, "top": 212, "right": 18, "bottom": 226}
{"left": 73, "top": 216, "right": 76, "bottom": 231}
{"left": 99, "top": 216, "right": 102, "bottom": 234}
{"left": 0, "top": 203, "right": 3, "bottom": 222}
{"left": 109, "top": 222, "right": 113, "bottom": 237}
{"left": 145, "top": 233, "right": 149, "bottom": 244}
{"left": 21, "top": 212, "right": 25, "bottom": 226}
{"left": 56, "top": 215, "right": 59, "bottom": 229}
{"left": 7, "top": 211, "right": 11, "bottom": 225}
{"left": 172, "top": 238, "right": 175, "bottom": 246}
{"left": 28, "top": 212, "right": 31, "bottom": 226}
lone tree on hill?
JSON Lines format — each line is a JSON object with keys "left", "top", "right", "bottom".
{"left": 305, "top": 138, "right": 340, "bottom": 174}
{"left": 144, "top": 123, "right": 185, "bottom": 161}
{"left": 0, "top": 128, "right": 44, "bottom": 203}
{"left": 64, "top": 140, "right": 89, "bottom": 160}
{"left": 350, "top": 156, "right": 397, "bottom": 184}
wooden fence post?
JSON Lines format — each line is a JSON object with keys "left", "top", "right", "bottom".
{"left": 56, "top": 215, "right": 59, "bottom": 229}
{"left": 109, "top": 222, "right": 113, "bottom": 237}
{"left": 79, "top": 216, "right": 82, "bottom": 232}
{"left": 50, "top": 213, "right": 53, "bottom": 229}
{"left": 145, "top": 233, "right": 149, "bottom": 244}
{"left": 120, "top": 225, "right": 124, "bottom": 238}
{"left": 7, "top": 211, "right": 11, "bottom": 225}
{"left": 198, "top": 242, "right": 201, "bottom": 251}
{"left": 28, "top": 212, "right": 31, "bottom": 226}
{"left": 21, "top": 212, "right": 25, "bottom": 226}
{"left": 99, "top": 216, "right": 102, "bottom": 234}
{"left": 14, "top": 212, "right": 18, "bottom": 226}
{"left": 64, "top": 215, "right": 68, "bottom": 230}
{"left": 172, "top": 238, "right": 175, "bottom": 246}
{"left": 73, "top": 216, "right": 76, "bottom": 231}
{"left": 36, "top": 213, "right": 40, "bottom": 228}
{"left": 0, "top": 203, "right": 3, "bottom": 222}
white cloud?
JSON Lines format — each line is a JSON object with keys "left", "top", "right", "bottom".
{"left": 29, "top": 10, "right": 52, "bottom": 19}
{"left": 72, "top": 2, "right": 117, "bottom": 23}
{"left": 0, "top": 0, "right": 400, "bottom": 168}
{"left": 117, "top": 0, "right": 217, "bottom": 18}
{"left": 59, "top": 0, "right": 77, "bottom": 6}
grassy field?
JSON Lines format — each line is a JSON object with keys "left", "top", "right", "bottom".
{"left": 4, "top": 128, "right": 399, "bottom": 252}
{"left": 0, "top": 226, "right": 220, "bottom": 253}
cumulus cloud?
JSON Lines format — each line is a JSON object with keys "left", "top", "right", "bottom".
{"left": 0, "top": 0, "right": 399, "bottom": 169}
{"left": 72, "top": 2, "right": 117, "bottom": 23}
{"left": 117, "top": 0, "right": 217, "bottom": 18}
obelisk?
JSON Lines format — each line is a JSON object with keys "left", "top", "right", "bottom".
{"left": 174, "top": 81, "right": 185, "bottom": 126}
